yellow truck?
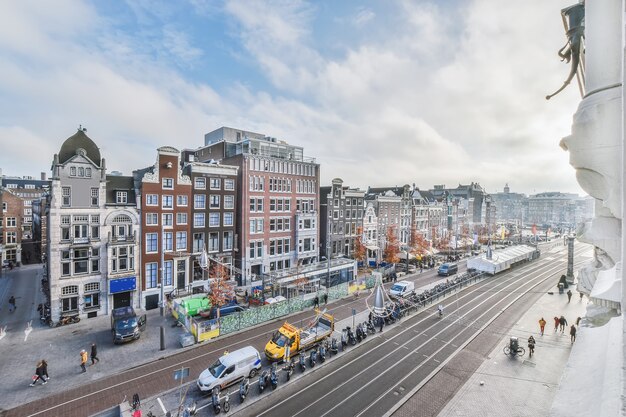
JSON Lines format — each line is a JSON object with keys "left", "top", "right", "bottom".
{"left": 265, "top": 311, "right": 335, "bottom": 361}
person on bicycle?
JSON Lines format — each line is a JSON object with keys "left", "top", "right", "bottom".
{"left": 437, "top": 304, "right": 444, "bottom": 316}
{"left": 528, "top": 336, "right": 536, "bottom": 357}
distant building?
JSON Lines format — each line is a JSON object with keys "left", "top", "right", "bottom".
{"left": 319, "top": 178, "right": 365, "bottom": 260}
{"left": 0, "top": 187, "right": 24, "bottom": 266}
{"left": 526, "top": 192, "right": 583, "bottom": 229}
{"left": 490, "top": 184, "right": 526, "bottom": 225}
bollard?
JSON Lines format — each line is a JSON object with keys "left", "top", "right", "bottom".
{"left": 160, "top": 326, "right": 165, "bottom": 351}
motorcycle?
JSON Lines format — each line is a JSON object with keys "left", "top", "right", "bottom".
{"left": 318, "top": 343, "right": 326, "bottom": 363}
{"left": 366, "top": 320, "right": 377, "bottom": 335}
{"left": 270, "top": 363, "right": 278, "bottom": 390}
{"left": 182, "top": 401, "right": 197, "bottom": 417}
{"left": 329, "top": 338, "right": 339, "bottom": 356}
{"left": 346, "top": 326, "right": 357, "bottom": 346}
{"left": 299, "top": 351, "right": 306, "bottom": 372}
{"left": 283, "top": 358, "right": 295, "bottom": 381}
{"left": 258, "top": 369, "right": 269, "bottom": 394}
{"left": 341, "top": 329, "right": 348, "bottom": 351}
{"left": 239, "top": 377, "right": 249, "bottom": 403}
{"left": 55, "top": 314, "right": 80, "bottom": 327}
{"left": 309, "top": 348, "right": 317, "bottom": 368}
{"left": 356, "top": 325, "right": 363, "bottom": 343}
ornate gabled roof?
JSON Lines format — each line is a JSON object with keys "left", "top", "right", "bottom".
{"left": 58, "top": 129, "right": 101, "bottom": 166}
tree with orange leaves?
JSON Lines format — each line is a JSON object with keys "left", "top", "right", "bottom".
{"left": 208, "top": 260, "right": 235, "bottom": 319}
{"left": 409, "top": 226, "right": 429, "bottom": 256}
{"left": 383, "top": 225, "right": 400, "bottom": 264}
{"left": 353, "top": 226, "right": 367, "bottom": 265}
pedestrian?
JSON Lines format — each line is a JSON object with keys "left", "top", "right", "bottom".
{"left": 90, "top": 343, "right": 100, "bottom": 365}
{"left": 570, "top": 324, "right": 577, "bottom": 343}
{"left": 538, "top": 317, "right": 546, "bottom": 336}
{"left": 567, "top": 289, "right": 573, "bottom": 303}
{"left": 41, "top": 359, "right": 49, "bottom": 380}
{"left": 30, "top": 361, "right": 48, "bottom": 386}
{"left": 323, "top": 293, "right": 328, "bottom": 305}
{"left": 8, "top": 295, "right": 15, "bottom": 313}
{"left": 576, "top": 316, "right": 582, "bottom": 326}
{"left": 244, "top": 289, "right": 249, "bottom": 304}
{"left": 420, "top": 264, "right": 423, "bottom": 273}
{"left": 368, "top": 311, "right": 373, "bottom": 323}
{"left": 559, "top": 315, "right": 568, "bottom": 333}
{"left": 80, "top": 349, "right": 88, "bottom": 373}
{"left": 553, "top": 316, "right": 560, "bottom": 332}
{"left": 313, "top": 295, "right": 319, "bottom": 309}
{"left": 378, "top": 317, "right": 384, "bottom": 332}
{"left": 527, "top": 336, "right": 536, "bottom": 357}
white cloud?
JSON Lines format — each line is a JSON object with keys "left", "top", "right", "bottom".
{"left": 0, "top": 0, "right": 585, "bottom": 197}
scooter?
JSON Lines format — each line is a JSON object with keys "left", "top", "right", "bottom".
{"left": 270, "top": 363, "right": 279, "bottom": 390}
{"left": 211, "top": 387, "right": 223, "bottom": 414}
{"left": 346, "top": 326, "right": 357, "bottom": 346}
{"left": 366, "top": 320, "right": 377, "bottom": 335}
{"left": 283, "top": 358, "right": 295, "bottom": 381}
{"left": 356, "top": 325, "right": 363, "bottom": 343}
{"left": 319, "top": 343, "right": 326, "bottom": 363}
{"left": 329, "top": 338, "right": 339, "bottom": 356}
{"left": 341, "top": 329, "right": 348, "bottom": 351}
{"left": 309, "top": 348, "right": 317, "bottom": 368}
{"left": 239, "top": 377, "right": 249, "bottom": 403}
{"left": 258, "top": 369, "right": 269, "bottom": 394}
{"left": 361, "top": 322, "right": 369, "bottom": 339}
{"left": 182, "top": 401, "right": 197, "bottom": 417}
{"left": 299, "top": 351, "right": 306, "bottom": 372}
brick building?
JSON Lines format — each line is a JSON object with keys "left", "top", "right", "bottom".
{"left": 0, "top": 187, "right": 24, "bottom": 266}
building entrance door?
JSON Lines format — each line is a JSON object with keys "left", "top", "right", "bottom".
{"left": 177, "top": 259, "right": 186, "bottom": 290}
{"left": 113, "top": 292, "right": 131, "bottom": 309}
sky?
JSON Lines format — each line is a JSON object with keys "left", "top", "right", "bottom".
{"left": 0, "top": 0, "right": 585, "bottom": 196}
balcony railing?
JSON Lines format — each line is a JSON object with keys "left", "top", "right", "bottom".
{"left": 108, "top": 231, "right": 137, "bottom": 244}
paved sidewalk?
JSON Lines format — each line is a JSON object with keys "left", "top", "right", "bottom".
{"left": 437, "top": 285, "right": 587, "bottom": 417}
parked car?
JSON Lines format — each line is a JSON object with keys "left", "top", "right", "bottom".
{"left": 197, "top": 346, "right": 262, "bottom": 393}
{"left": 437, "top": 263, "right": 459, "bottom": 276}
{"left": 2, "top": 260, "right": 13, "bottom": 269}
{"left": 390, "top": 280, "right": 415, "bottom": 298}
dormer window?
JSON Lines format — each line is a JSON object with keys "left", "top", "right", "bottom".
{"left": 116, "top": 191, "right": 128, "bottom": 204}
{"left": 162, "top": 178, "right": 174, "bottom": 189}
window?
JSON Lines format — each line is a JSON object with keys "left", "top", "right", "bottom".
{"left": 210, "top": 178, "right": 221, "bottom": 189}
{"left": 6, "top": 217, "right": 16, "bottom": 227}
{"left": 176, "top": 231, "right": 187, "bottom": 251}
{"left": 62, "top": 187, "right": 71, "bottom": 207}
{"left": 84, "top": 282, "right": 100, "bottom": 309}
{"left": 209, "top": 232, "right": 219, "bottom": 251}
{"left": 176, "top": 213, "right": 187, "bottom": 225}
{"left": 73, "top": 224, "right": 88, "bottom": 239}
{"left": 91, "top": 188, "right": 99, "bottom": 206}
{"left": 164, "top": 261, "right": 173, "bottom": 286}
{"left": 5, "top": 232, "right": 16, "bottom": 244}
{"left": 73, "top": 248, "right": 89, "bottom": 274}
{"left": 249, "top": 241, "right": 263, "bottom": 259}
{"left": 249, "top": 218, "right": 263, "bottom": 234}
{"left": 223, "top": 212, "right": 233, "bottom": 227}
{"left": 162, "top": 195, "right": 173, "bottom": 209}
{"left": 116, "top": 191, "right": 128, "bottom": 204}
{"left": 224, "top": 179, "right": 235, "bottom": 190}
{"left": 224, "top": 195, "right": 234, "bottom": 209}
{"left": 162, "top": 178, "right": 174, "bottom": 189}
{"left": 91, "top": 224, "right": 100, "bottom": 239}
{"left": 194, "top": 194, "right": 206, "bottom": 209}
{"left": 146, "top": 263, "right": 158, "bottom": 288}
{"left": 161, "top": 213, "right": 172, "bottom": 227}
{"left": 194, "top": 213, "right": 205, "bottom": 228}
{"left": 86, "top": 167, "right": 92, "bottom": 178}
{"left": 195, "top": 177, "right": 206, "bottom": 189}
{"left": 146, "top": 233, "right": 158, "bottom": 252}
{"left": 146, "top": 194, "right": 158, "bottom": 206}
{"left": 177, "top": 195, "right": 188, "bottom": 206}
{"left": 61, "top": 285, "right": 79, "bottom": 312}
{"left": 146, "top": 213, "right": 158, "bottom": 225}
{"left": 164, "top": 232, "right": 173, "bottom": 251}
{"left": 209, "top": 213, "right": 220, "bottom": 227}
{"left": 111, "top": 246, "right": 134, "bottom": 272}
{"left": 193, "top": 233, "right": 204, "bottom": 253}
{"left": 61, "top": 250, "right": 71, "bottom": 276}
{"left": 2, "top": 202, "right": 6, "bottom": 212}
{"left": 78, "top": 167, "right": 85, "bottom": 177}
{"left": 70, "top": 166, "right": 76, "bottom": 176}
{"left": 223, "top": 231, "right": 233, "bottom": 250}
{"left": 209, "top": 195, "right": 220, "bottom": 208}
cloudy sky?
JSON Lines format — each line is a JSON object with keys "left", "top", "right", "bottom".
{"left": 0, "top": 0, "right": 584, "bottom": 196}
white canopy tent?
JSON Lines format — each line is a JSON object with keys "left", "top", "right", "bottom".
{"left": 466, "top": 245, "right": 538, "bottom": 275}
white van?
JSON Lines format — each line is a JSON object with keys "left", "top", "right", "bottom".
{"left": 390, "top": 280, "right": 415, "bottom": 298}
{"left": 197, "top": 346, "right": 262, "bottom": 393}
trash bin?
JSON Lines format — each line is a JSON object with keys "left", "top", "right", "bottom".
{"left": 558, "top": 283, "right": 564, "bottom": 294}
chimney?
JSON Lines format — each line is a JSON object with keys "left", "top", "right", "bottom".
{"left": 41, "top": 172, "right": 46, "bottom": 181}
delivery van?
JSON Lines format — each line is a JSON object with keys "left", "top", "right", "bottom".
{"left": 389, "top": 280, "right": 415, "bottom": 298}
{"left": 197, "top": 346, "right": 262, "bottom": 393}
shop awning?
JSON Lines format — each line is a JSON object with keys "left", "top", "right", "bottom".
{"left": 366, "top": 245, "right": 379, "bottom": 251}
